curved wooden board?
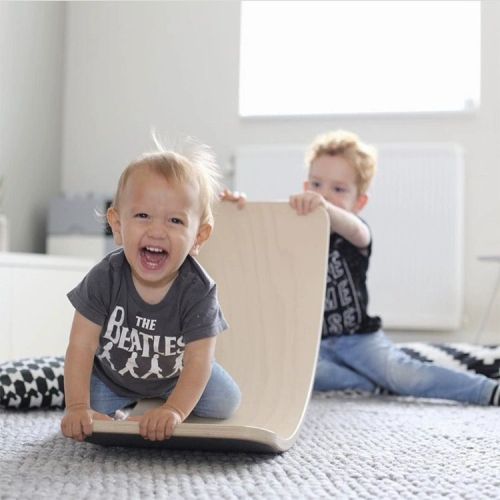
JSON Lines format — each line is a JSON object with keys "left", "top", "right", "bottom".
{"left": 88, "top": 202, "right": 329, "bottom": 452}
{"left": 89, "top": 418, "right": 285, "bottom": 453}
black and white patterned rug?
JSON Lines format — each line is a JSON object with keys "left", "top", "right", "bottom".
{"left": 399, "top": 343, "right": 500, "bottom": 380}
{"left": 2, "top": 345, "right": 500, "bottom": 412}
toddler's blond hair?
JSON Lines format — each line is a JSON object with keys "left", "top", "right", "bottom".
{"left": 112, "top": 139, "right": 221, "bottom": 227}
{"left": 305, "top": 130, "right": 377, "bottom": 195}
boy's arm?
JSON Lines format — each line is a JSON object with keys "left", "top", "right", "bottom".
{"left": 61, "top": 311, "right": 111, "bottom": 441}
{"left": 136, "top": 336, "right": 216, "bottom": 441}
{"left": 289, "top": 191, "right": 370, "bottom": 249}
{"left": 323, "top": 200, "right": 371, "bottom": 248}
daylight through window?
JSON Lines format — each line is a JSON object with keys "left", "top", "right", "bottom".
{"left": 239, "top": 1, "right": 480, "bottom": 117}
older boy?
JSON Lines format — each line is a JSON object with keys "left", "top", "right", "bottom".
{"left": 224, "top": 130, "right": 500, "bottom": 406}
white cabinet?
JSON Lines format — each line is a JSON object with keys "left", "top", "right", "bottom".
{"left": 47, "top": 234, "right": 117, "bottom": 261}
{"left": 0, "top": 253, "right": 95, "bottom": 362}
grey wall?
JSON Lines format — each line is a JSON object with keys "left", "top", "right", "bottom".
{"left": 0, "top": 2, "right": 65, "bottom": 253}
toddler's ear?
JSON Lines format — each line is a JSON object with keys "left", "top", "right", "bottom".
{"left": 107, "top": 207, "right": 123, "bottom": 246}
{"left": 190, "top": 223, "right": 212, "bottom": 256}
{"left": 355, "top": 193, "right": 369, "bottom": 213}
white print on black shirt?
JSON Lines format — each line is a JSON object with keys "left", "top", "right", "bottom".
{"left": 118, "top": 352, "right": 139, "bottom": 378}
{"left": 324, "top": 249, "right": 362, "bottom": 335}
{"left": 97, "top": 341, "right": 117, "bottom": 370}
{"left": 98, "top": 305, "right": 185, "bottom": 379}
{"left": 142, "top": 354, "right": 163, "bottom": 379}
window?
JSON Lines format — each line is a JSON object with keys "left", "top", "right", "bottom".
{"left": 239, "top": 1, "right": 480, "bottom": 117}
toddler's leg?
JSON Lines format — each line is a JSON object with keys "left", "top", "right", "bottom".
{"left": 334, "top": 331, "right": 496, "bottom": 405}
{"left": 314, "top": 337, "right": 378, "bottom": 392}
{"left": 90, "top": 374, "right": 136, "bottom": 416}
{"left": 192, "top": 362, "right": 241, "bottom": 419}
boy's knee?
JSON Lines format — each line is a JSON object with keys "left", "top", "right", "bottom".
{"left": 385, "top": 358, "right": 432, "bottom": 395}
{"left": 313, "top": 360, "right": 333, "bottom": 391}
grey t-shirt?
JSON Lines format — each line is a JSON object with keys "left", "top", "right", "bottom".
{"left": 67, "top": 249, "right": 228, "bottom": 399}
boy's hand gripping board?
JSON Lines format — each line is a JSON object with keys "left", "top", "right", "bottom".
{"left": 87, "top": 202, "right": 329, "bottom": 452}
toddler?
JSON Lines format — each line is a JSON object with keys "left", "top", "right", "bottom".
{"left": 61, "top": 141, "right": 241, "bottom": 442}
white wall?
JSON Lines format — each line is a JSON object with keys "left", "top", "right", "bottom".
{"left": 59, "top": 1, "right": 500, "bottom": 344}
{"left": 1, "top": 0, "right": 493, "bottom": 344}
{"left": 61, "top": 1, "right": 241, "bottom": 196}
{"left": 0, "top": 2, "right": 65, "bottom": 253}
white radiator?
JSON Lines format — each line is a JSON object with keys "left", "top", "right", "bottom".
{"left": 234, "top": 143, "right": 464, "bottom": 331}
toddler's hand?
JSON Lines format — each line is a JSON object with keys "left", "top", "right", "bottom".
{"left": 289, "top": 191, "right": 325, "bottom": 215}
{"left": 219, "top": 189, "right": 247, "bottom": 209}
{"left": 61, "top": 406, "right": 112, "bottom": 442}
{"left": 136, "top": 405, "right": 183, "bottom": 441}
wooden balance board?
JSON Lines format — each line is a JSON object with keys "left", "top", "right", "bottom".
{"left": 87, "top": 202, "right": 329, "bottom": 453}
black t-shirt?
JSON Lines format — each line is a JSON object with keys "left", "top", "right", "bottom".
{"left": 67, "top": 250, "right": 228, "bottom": 398}
{"left": 322, "top": 230, "right": 382, "bottom": 337}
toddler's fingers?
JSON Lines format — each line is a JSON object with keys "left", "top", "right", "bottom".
{"left": 149, "top": 420, "right": 165, "bottom": 441}
{"left": 164, "top": 416, "right": 177, "bottom": 439}
{"left": 139, "top": 416, "right": 150, "bottom": 439}
{"left": 71, "top": 421, "right": 84, "bottom": 442}
{"left": 81, "top": 417, "right": 93, "bottom": 437}
{"left": 147, "top": 419, "right": 161, "bottom": 441}
{"left": 60, "top": 420, "right": 69, "bottom": 438}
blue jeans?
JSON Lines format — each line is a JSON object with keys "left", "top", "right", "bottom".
{"left": 90, "top": 361, "right": 241, "bottom": 418}
{"left": 314, "top": 330, "right": 496, "bottom": 405}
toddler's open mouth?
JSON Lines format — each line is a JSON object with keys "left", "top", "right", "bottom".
{"left": 140, "top": 246, "right": 168, "bottom": 270}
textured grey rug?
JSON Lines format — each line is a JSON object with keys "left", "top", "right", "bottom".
{"left": 2, "top": 393, "right": 500, "bottom": 499}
